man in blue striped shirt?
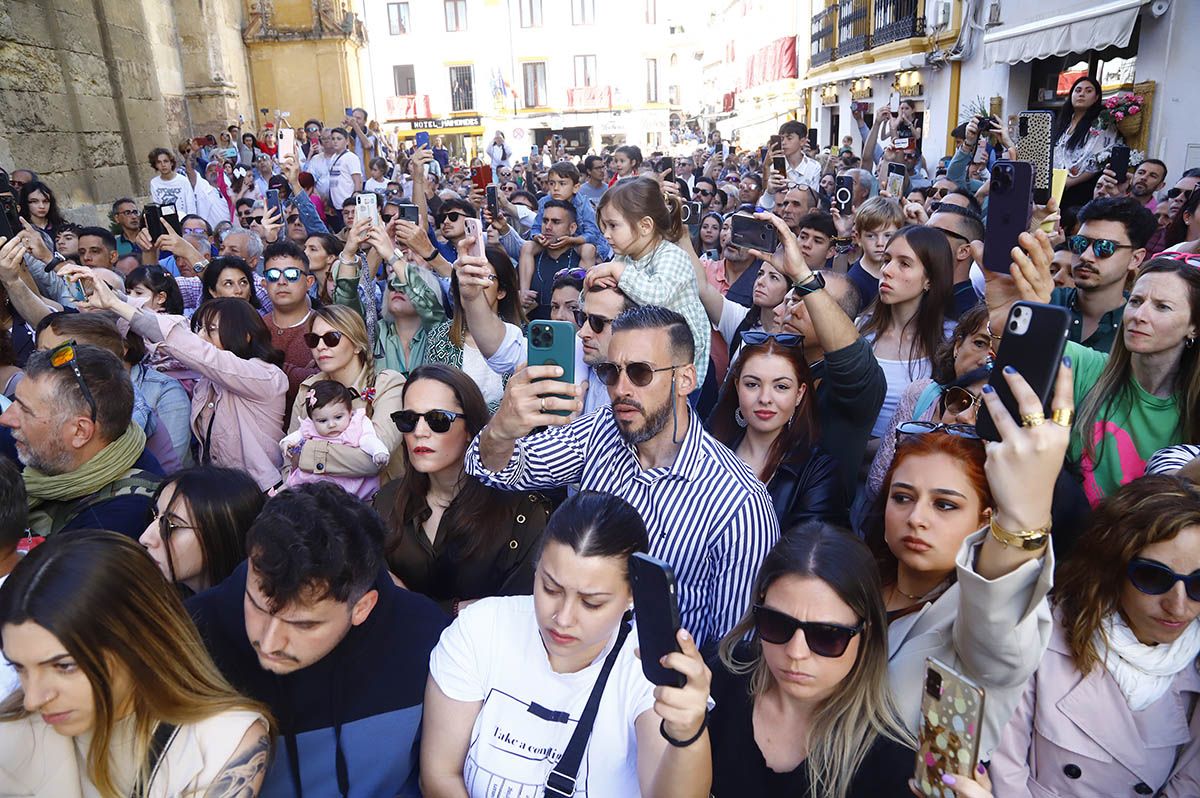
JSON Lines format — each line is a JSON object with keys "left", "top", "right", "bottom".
{"left": 465, "top": 306, "right": 780, "bottom": 647}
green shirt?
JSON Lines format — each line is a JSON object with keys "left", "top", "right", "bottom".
{"left": 334, "top": 262, "right": 445, "bottom": 377}
{"left": 1050, "top": 286, "right": 1125, "bottom": 354}
{"left": 1067, "top": 341, "right": 1180, "bottom": 504}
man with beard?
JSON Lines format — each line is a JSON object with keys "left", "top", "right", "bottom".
{"left": 703, "top": 214, "right": 761, "bottom": 306}
{"left": 0, "top": 343, "right": 160, "bottom": 538}
{"left": 465, "top": 306, "right": 778, "bottom": 648}
{"left": 1050, "top": 197, "right": 1157, "bottom": 353}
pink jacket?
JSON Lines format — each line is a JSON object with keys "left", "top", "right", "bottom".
{"left": 991, "top": 616, "right": 1200, "bottom": 797}
{"left": 281, "top": 409, "right": 386, "bottom": 499}
{"left": 131, "top": 311, "right": 288, "bottom": 491}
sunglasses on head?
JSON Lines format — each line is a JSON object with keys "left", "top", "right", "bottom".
{"left": 573, "top": 310, "right": 613, "bottom": 333}
{"left": 438, "top": 211, "right": 466, "bottom": 224}
{"left": 593, "top": 360, "right": 684, "bottom": 387}
{"left": 555, "top": 267, "right": 587, "bottom": 281}
{"left": 265, "top": 266, "right": 305, "bottom": 283}
{"left": 303, "top": 330, "right": 344, "bottom": 348}
{"left": 1067, "top": 235, "right": 1133, "bottom": 259}
{"left": 741, "top": 331, "right": 802, "bottom": 347}
{"left": 752, "top": 604, "right": 863, "bottom": 658}
{"left": 391, "top": 408, "right": 465, "bottom": 433}
{"left": 894, "top": 420, "right": 981, "bottom": 443}
{"left": 49, "top": 341, "right": 97, "bottom": 422}
{"left": 1127, "top": 558, "right": 1200, "bottom": 602}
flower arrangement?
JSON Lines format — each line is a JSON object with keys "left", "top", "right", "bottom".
{"left": 1097, "top": 92, "right": 1144, "bottom": 128}
{"left": 1095, "top": 148, "right": 1146, "bottom": 170}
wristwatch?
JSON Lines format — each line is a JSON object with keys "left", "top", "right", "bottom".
{"left": 43, "top": 252, "right": 66, "bottom": 273}
{"left": 192, "top": 258, "right": 209, "bottom": 274}
{"left": 386, "top": 251, "right": 403, "bottom": 267}
{"left": 792, "top": 271, "right": 826, "bottom": 296}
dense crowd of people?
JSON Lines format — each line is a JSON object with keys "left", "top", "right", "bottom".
{"left": 0, "top": 85, "right": 1199, "bottom": 796}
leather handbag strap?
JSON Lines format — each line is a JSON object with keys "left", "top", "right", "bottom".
{"left": 130, "top": 721, "right": 179, "bottom": 798}
{"left": 545, "top": 619, "right": 631, "bottom": 797}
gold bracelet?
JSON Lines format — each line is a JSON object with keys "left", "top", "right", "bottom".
{"left": 989, "top": 516, "right": 1052, "bottom": 551}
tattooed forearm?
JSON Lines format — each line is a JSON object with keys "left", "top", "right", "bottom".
{"left": 204, "top": 732, "right": 269, "bottom": 798}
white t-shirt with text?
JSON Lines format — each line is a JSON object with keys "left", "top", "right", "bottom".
{"left": 149, "top": 173, "right": 197, "bottom": 216}
{"left": 328, "top": 150, "right": 363, "bottom": 207}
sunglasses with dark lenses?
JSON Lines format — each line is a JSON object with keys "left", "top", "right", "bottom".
{"left": 1167, "top": 187, "right": 1194, "bottom": 200}
{"left": 1127, "top": 558, "right": 1200, "bottom": 602}
{"left": 303, "top": 330, "right": 344, "bottom": 349}
{"left": 381, "top": 214, "right": 396, "bottom": 224}
{"left": 438, "top": 211, "right": 466, "bottom": 225}
{"left": 593, "top": 361, "right": 683, "bottom": 387}
{"left": 895, "top": 420, "right": 981, "bottom": 443}
{"left": 695, "top": 188, "right": 714, "bottom": 196}
{"left": 49, "top": 341, "right": 97, "bottom": 422}
{"left": 265, "top": 267, "right": 305, "bottom": 283}
{"left": 555, "top": 267, "right": 587, "bottom": 281}
{"left": 573, "top": 310, "right": 613, "bottom": 333}
{"left": 391, "top": 408, "right": 465, "bottom": 433}
{"left": 941, "top": 386, "right": 982, "bottom": 416}
{"left": 741, "top": 331, "right": 802, "bottom": 347}
{"left": 752, "top": 605, "right": 863, "bottom": 658}
{"left": 1067, "top": 235, "right": 1133, "bottom": 259}
{"left": 286, "top": 215, "right": 301, "bottom": 225}
{"left": 248, "top": 216, "right": 263, "bottom": 226}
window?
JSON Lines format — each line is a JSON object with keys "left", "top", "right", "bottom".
{"left": 522, "top": 62, "right": 548, "bottom": 108}
{"left": 450, "top": 65, "right": 475, "bottom": 111}
{"left": 387, "top": 2, "right": 409, "bottom": 35}
{"left": 572, "top": 0, "right": 595, "bottom": 24}
{"left": 573, "top": 55, "right": 597, "bottom": 88}
{"left": 393, "top": 64, "right": 415, "bottom": 96}
{"left": 444, "top": 0, "right": 466, "bottom": 31}
{"left": 645, "top": 0, "right": 656, "bottom": 24}
{"left": 646, "top": 58, "right": 659, "bottom": 102}
{"left": 519, "top": 0, "right": 543, "bottom": 28}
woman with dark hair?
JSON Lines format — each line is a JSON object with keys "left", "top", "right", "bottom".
{"left": 0, "top": 530, "right": 271, "bottom": 796}
{"left": 200, "top": 255, "right": 262, "bottom": 312}
{"left": 707, "top": 334, "right": 845, "bottom": 528}
{"left": 693, "top": 211, "right": 722, "bottom": 260}
{"left": 125, "top": 265, "right": 185, "bottom": 315}
{"left": 66, "top": 263, "right": 288, "bottom": 490}
{"left": 1054, "top": 75, "right": 1116, "bottom": 210}
{"left": 1163, "top": 187, "right": 1200, "bottom": 252}
{"left": 17, "top": 181, "right": 64, "bottom": 242}
{"left": 864, "top": 359, "right": 1074, "bottom": 758}
{"left": 709, "top": 527, "right": 915, "bottom": 797}
{"left": 427, "top": 245, "right": 527, "bottom": 410}
{"left": 303, "top": 232, "right": 342, "bottom": 304}
{"left": 992, "top": 475, "right": 1200, "bottom": 795}
{"left": 421, "top": 491, "right": 713, "bottom": 797}
{"left": 859, "top": 224, "right": 956, "bottom": 441}
{"left": 140, "top": 466, "right": 264, "bottom": 596}
{"left": 374, "top": 364, "right": 553, "bottom": 614}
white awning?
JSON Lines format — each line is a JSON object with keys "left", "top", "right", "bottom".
{"left": 798, "top": 56, "right": 907, "bottom": 90}
{"left": 982, "top": 0, "right": 1147, "bottom": 68}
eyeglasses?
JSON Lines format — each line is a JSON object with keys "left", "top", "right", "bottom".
{"left": 391, "top": 408, "right": 465, "bottom": 433}
{"left": 1067, "top": 235, "right": 1133, "bottom": 259}
{"left": 248, "top": 216, "right": 263, "bottom": 226}
{"left": 437, "top": 211, "right": 466, "bottom": 224}
{"left": 49, "top": 341, "right": 97, "bottom": 422}
{"left": 593, "top": 361, "right": 685, "bottom": 387}
{"left": 182, "top": 227, "right": 208, "bottom": 237}
{"left": 555, "top": 267, "right": 587, "bottom": 281}
{"left": 286, "top": 215, "right": 301, "bottom": 225}
{"left": 303, "top": 330, "right": 344, "bottom": 348}
{"left": 894, "top": 420, "right": 981, "bottom": 443}
{"left": 741, "top": 331, "right": 802, "bottom": 347}
{"left": 752, "top": 604, "right": 863, "bottom": 658}
{"left": 1167, "top": 187, "right": 1194, "bottom": 201}
{"left": 1127, "top": 557, "right": 1200, "bottom": 602}
{"left": 941, "top": 386, "right": 982, "bottom": 416}
{"left": 265, "top": 267, "right": 305, "bottom": 283}
{"left": 573, "top": 310, "right": 613, "bottom": 333}
{"left": 116, "top": 208, "right": 140, "bottom": 217}
{"left": 149, "top": 507, "right": 195, "bottom": 539}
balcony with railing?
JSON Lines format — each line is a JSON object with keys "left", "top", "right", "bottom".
{"left": 809, "top": 0, "right": 931, "bottom": 69}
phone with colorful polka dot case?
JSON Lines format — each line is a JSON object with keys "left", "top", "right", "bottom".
{"left": 914, "top": 657, "right": 985, "bottom": 798}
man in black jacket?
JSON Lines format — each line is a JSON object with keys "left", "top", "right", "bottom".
{"left": 188, "top": 483, "right": 448, "bottom": 797}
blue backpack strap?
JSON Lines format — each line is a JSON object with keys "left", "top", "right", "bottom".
{"left": 911, "top": 382, "right": 944, "bottom": 420}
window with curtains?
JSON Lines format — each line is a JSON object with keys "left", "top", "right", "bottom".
{"left": 572, "top": 0, "right": 595, "bottom": 24}
{"left": 386, "top": 3, "right": 409, "bottom": 35}
{"left": 444, "top": 0, "right": 466, "bottom": 31}
{"left": 519, "top": 0, "right": 543, "bottom": 28}
{"left": 573, "top": 55, "right": 597, "bottom": 88}
{"left": 522, "top": 62, "right": 548, "bottom": 108}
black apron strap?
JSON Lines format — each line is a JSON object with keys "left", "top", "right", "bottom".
{"left": 130, "top": 721, "right": 179, "bottom": 798}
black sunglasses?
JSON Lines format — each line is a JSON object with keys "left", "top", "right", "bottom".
{"left": 49, "top": 341, "right": 97, "bottom": 422}
{"left": 741, "top": 331, "right": 802, "bottom": 347}
{"left": 894, "top": 420, "right": 981, "bottom": 443}
{"left": 303, "top": 330, "right": 344, "bottom": 348}
{"left": 593, "top": 360, "right": 684, "bottom": 387}
{"left": 437, "top": 211, "right": 466, "bottom": 224}
{"left": 1067, "top": 235, "right": 1133, "bottom": 259}
{"left": 392, "top": 408, "right": 465, "bottom": 433}
{"left": 1127, "top": 558, "right": 1200, "bottom": 602}
{"left": 1167, "top": 187, "right": 1194, "bottom": 200}
{"left": 752, "top": 604, "right": 863, "bottom": 658}
{"left": 572, "top": 310, "right": 613, "bottom": 333}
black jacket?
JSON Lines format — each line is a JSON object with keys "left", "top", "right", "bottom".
{"left": 766, "top": 444, "right": 849, "bottom": 531}
{"left": 813, "top": 337, "right": 886, "bottom": 493}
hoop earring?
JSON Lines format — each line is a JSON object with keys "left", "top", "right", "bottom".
{"left": 735, "top": 408, "right": 748, "bottom": 428}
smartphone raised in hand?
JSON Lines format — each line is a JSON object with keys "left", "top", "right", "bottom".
{"left": 527, "top": 320, "right": 576, "bottom": 417}
{"left": 415, "top": 131, "right": 431, "bottom": 149}
{"left": 486, "top": 185, "right": 499, "bottom": 219}
{"left": 772, "top": 155, "right": 787, "bottom": 174}
{"left": 913, "top": 658, "right": 985, "bottom": 797}
{"left": 834, "top": 175, "right": 855, "bottom": 214}
{"left": 1016, "top": 110, "right": 1055, "bottom": 204}
{"left": 463, "top": 216, "right": 485, "bottom": 259}
{"left": 630, "top": 553, "right": 685, "bottom": 688}
{"left": 981, "top": 160, "right": 1033, "bottom": 274}
{"left": 265, "top": 189, "right": 283, "bottom": 223}
{"left": 143, "top": 204, "right": 165, "bottom": 241}
{"left": 886, "top": 163, "right": 906, "bottom": 198}
{"left": 276, "top": 127, "right": 295, "bottom": 159}
{"left": 398, "top": 203, "right": 420, "bottom": 224}
{"left": 730, "top": 214, "right": 778, "bottom": 255}
{"left": 1109, "top": 144, "right": 1131, "bottom": 185}
{"left": 355, "top": 192, "right": 380, "bottom": 227}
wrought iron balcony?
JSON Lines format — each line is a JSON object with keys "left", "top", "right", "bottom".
{"left": 874, "top": 0, "right": 926, "bottom": 46}
{"left": 838, "top": 0, "right": 871, "bottom": 57}
{"left": 809, "top": 0, "right": 932, "bottom": 67}
{"left": 810, "top": 5, "right": 838, "bottom": 67}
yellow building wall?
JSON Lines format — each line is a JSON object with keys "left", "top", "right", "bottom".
{"left": 247, "top": 39, "right": 365, "bottom": 125}
{"left": 272, "top": 0, "right": 314, "bottom": 29}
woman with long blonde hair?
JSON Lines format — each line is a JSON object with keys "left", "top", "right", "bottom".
{"left": 0, "top": 529, "right": 271, "bottom": 797}
{"left": 710, "top": 525, "right": 915, "bottom": 798}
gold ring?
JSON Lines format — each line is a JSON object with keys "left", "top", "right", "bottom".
{"left": 1021, "top": 412, "right": 1046, "bottom": 427}
{"left": 540, "top": 398, "right": 546, "bottom": 414}
{"left": 1051, "top": 407, "right": 1074, "bottom": 427}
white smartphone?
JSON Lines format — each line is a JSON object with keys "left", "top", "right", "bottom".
{"left": 277, "top": 127, "right": 295, "bottom": 159}
{"left": 889, "top": 92, "right": 901, "bottom": 114}
{"left": 355, "top": 192, "right": 380, "bottom": 226}
{"left": 463, "top": 217, "right": 485, "bottom": 259}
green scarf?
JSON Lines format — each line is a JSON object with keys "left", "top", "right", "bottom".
{"left": 25, "top": 424, "right": 147, "bottom": 507}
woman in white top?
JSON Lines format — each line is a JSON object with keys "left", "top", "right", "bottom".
{"left": 0, "top": 530, "right": 270, "bottom": 797}
{"left": 858, "top": 225, "right": 955, "bottom": 440}
{"left": 421, "top": 491, "right": 713, "bottom": 798}
{"left": 1054, "top": 76, "right": 1118, "bottom": 211}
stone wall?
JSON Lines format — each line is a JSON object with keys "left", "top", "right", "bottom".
{"left": 0, "top": 0, "right": 255, "bottom": 224}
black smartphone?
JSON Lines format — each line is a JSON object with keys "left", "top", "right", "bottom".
{"left": 1109, "top": 144, "right": 1131, "bottom": 184}
{"left": 0, "top": 195, "right": 17, "bottom": 241}
{"left": 265, "top": 189, "right": 283, "bottom": 222}
{"left": 772, "top": 155, "right": 787, "bottom": 174}
{"left": 1016, "top": 110, "right": 1055, "bottom": 204}
{"left": 398, "top": 203, "right": 420, "bottom": 224}
{"left": 160, "top": 203, "right": 180, "bottom": 236}
{"left": 143, "top": 204, "right": 165, "bottom": 241}
{"left": 834, "top": 175, "right": 855, "bottom": 213}
{"left": 981, "top": 160, "right": 1033, "bottom": 274}
{"left": 630, "top": 553, "right": 685, "bottom": 688}
{"left": 680, "top": 200, "right": 702, "bottom": 225}
{"left": 730, "top": 214, "right": 778, "bottom": 254}
{"left": 976, "top": 302, "right": 1071, "bottom": 442}
{"left": 485, "top": 185, "right": 499, "bottom": 219}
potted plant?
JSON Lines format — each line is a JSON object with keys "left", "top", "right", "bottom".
{"left": 1097, "top": 92, "right": 1145, "bottom": 139}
